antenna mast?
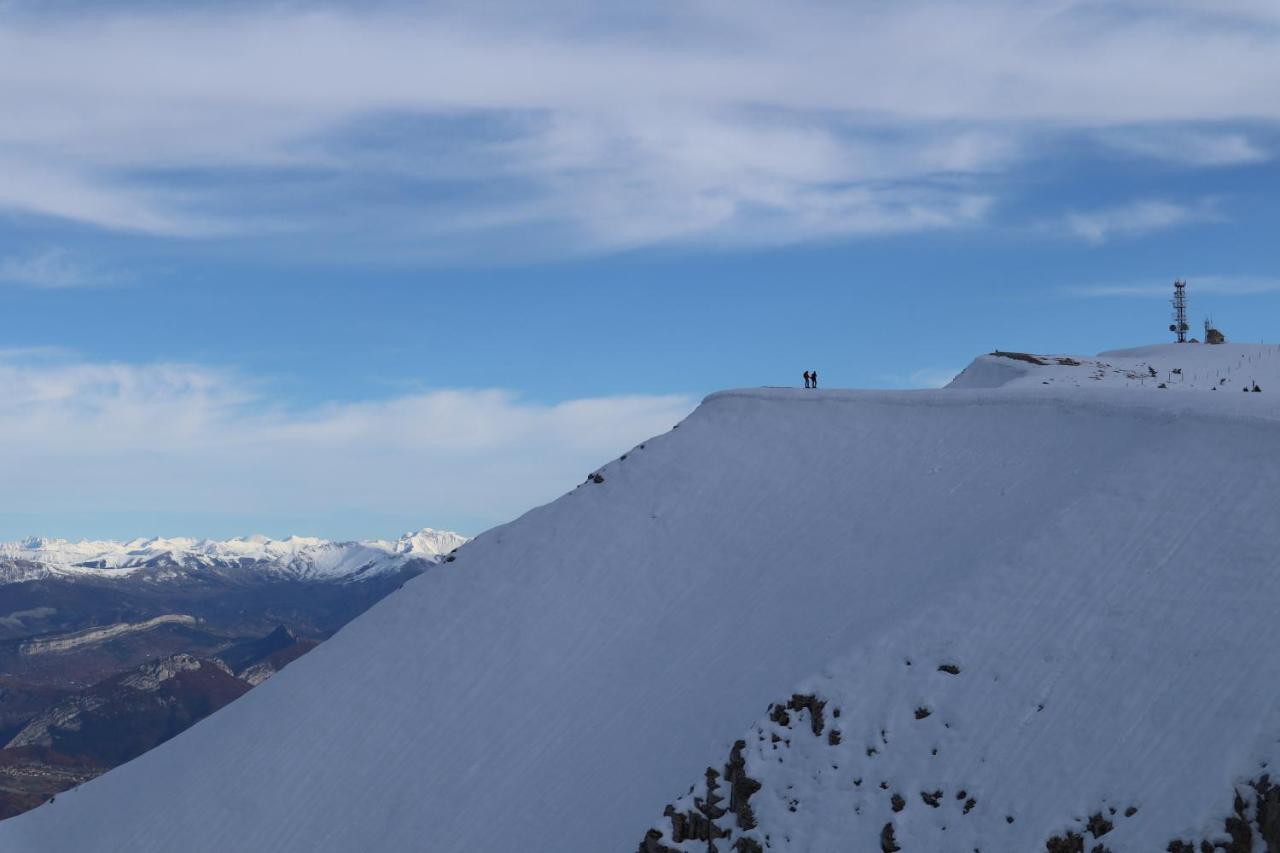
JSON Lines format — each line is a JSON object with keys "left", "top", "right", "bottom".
{"left": 1170, "top": 280, "right": 1189, "bottom": 343}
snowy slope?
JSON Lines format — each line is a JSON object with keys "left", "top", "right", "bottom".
{"left": 4, "top": 372, "right": 1280, "bottom": 851}
{"left": 0, "top": 528, "right": 467, "bottom": 584}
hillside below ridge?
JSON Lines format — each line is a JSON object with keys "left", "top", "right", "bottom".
{"left": 3, "top": 363, "right": 1280, "bottom": 851}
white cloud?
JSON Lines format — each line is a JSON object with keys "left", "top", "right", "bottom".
{"left": 1061, "top": 198, "right": 1222, "bottom": 244}
{"left": 0, "top": 1, "right": 1277, "bottom": 251}
{"left": 0, "top": 352, "right": 695, "bottom": 533}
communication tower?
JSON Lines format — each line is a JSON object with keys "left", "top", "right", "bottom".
{"left": 1170, "top": 280, "right": 1189, "bottom": 343}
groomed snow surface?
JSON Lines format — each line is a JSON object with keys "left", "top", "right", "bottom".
{"left": 4, "top": 343, "right": 1280, "bottom": 851}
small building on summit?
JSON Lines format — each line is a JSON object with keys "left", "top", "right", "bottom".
{"left": 1204, "top": 318, "right": 1226, "bottom": 345}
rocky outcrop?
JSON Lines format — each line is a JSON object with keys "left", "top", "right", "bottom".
{"left": 767, "top": 693, "right": 826, "bottom": 736}
{"left": 1164, "top": 776, "right": 1280, "bottom": 853}
{"left": 642, "top": 740, "right": 764, "bottom": 851}
{"left": 6, "top": 654, "right": 246, "bottom": 754}
{"left": 644, "top": 673, "right": 1280, "bottom": 852}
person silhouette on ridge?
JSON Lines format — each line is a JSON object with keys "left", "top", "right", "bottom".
{"left": 811, "top": 370, "right": 819, "bottom": 388}
{"left": 803, "top": 371, "right": 811, "bottom": 389}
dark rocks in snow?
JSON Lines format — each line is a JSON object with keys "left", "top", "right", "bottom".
{"left": 1224, "top": 800, "right": 1252, "bottom": 852}
{"left": 1087, "top": 812, "right": 1114, "bottom": 839}
{"left": 650, "top": 693, "right": 1280, "bottom": 853}
{"left": 653, "top": 770, "right": 729, "bottom": 848}
{"left": 1162, "top": 775, "right": 1280, "bottom": 853}
{"left": 992, "top": 351, "right": 1049, "bottom": 366}
{"left": 637, "top": 829, "right": 675, "bottom": 853}
{"left": 698, "top": 768, "right": 728, "bottom": 822}
{"left": 792, "top": 694, "right": 826, "bottom": 736}
{"left": 1044, "top": 831, "right": 1085, "bottom": 852}
{"left": 1256, "top": 775, "right": 1280, "bottom": 849}
{"left": 880, "top": 822, "right": 901, "bottom": 853}
{"left": 589, "top": 472, "right": 605, "bottom": 484}
{"left": 725, "top": 740, "right": 761, "bottom": 830}
{"left": 938, "top": 663, "right": 961, "bottom": 675}
{"left": 767, "top": 693, "right": 826, "bottom": 736}
{"left": 1045, "top": 830, "right": 1112, "bottom": 853}
{"left": 644, "top": 740, "right": 764, "bottom": 851}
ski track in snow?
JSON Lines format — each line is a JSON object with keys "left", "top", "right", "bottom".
{"left": 3, "top": 344, "right": 1280, "bottom": 851}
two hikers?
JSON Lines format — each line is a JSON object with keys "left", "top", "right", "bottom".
{"left": 803, "top": 370, "right": 819, "bottom": 389}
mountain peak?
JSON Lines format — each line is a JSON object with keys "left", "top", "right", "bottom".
{"left": 12, "top": 354, "right": 1280, "bottom": 850}
{"left": 0, "top": 528, "right": 469, "bottom": 585}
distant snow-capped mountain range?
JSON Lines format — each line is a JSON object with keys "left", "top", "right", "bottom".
{"left": 0, "top": 528, "right": 468, "bottom": 584}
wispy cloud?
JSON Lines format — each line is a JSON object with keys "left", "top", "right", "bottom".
{"left": 1061, "top": 198, "right": 1223, "bottom": 244}
{"left": 1067, "top": 274, "right": 1280, "bottom": 298}
{"left": 0, "top": 2, "right": 1277, "bottom": 254}
{"left": 1098, "top": 129, "right": 1270, "bottom": 166}
{"left": 0, "top": 351, "right": 694, "bottom": 533}
{"left": 0, "top": 248, "right": 113, "bottom": 288}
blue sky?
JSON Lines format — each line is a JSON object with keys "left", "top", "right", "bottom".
{"left": 3, "top": 0, "right": 1280, "bottom": 540}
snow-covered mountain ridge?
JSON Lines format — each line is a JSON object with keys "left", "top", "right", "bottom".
{"left": 5, "top": 349, "right": 1280, "bottom": 851}
{"left": 950, "top": 341, "right": 1280, "bottom": 392}
{"left": 0, "top": 528, "right": 467, "bottom": 584}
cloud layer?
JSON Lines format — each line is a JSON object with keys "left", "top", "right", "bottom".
{"left": 1, "top": 1, "right": 1277, "bottom": 255}
{"left": 0, "top": 350, "right": 694, "bottom": 536}
{"left": 1061, "top": 198, "right": 1223, "bottom": 244}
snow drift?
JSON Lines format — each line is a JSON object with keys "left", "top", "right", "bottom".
{"left": 4, "top": 344, "right": 1280, "bottom": 851}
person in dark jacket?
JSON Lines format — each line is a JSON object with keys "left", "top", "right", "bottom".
{"left": 803, "top": 371, "right": 811, "bottom": 388}
{"left": 811, "top": 370, "right": 819, "bottom": 388}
